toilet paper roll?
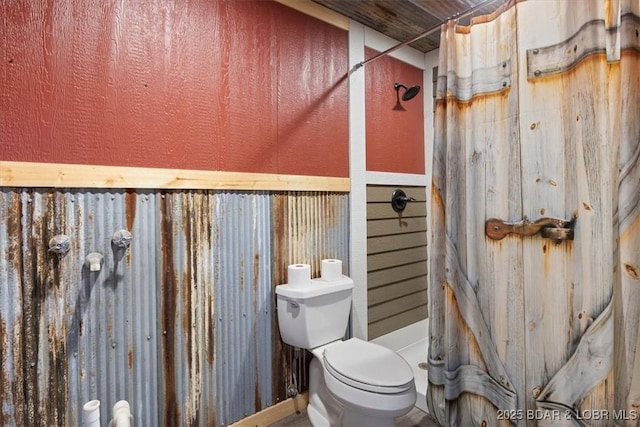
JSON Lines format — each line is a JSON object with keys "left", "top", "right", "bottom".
{"left": 287, "top": 264, "right": 311, "bottom": 287}
{"left": 321, "top": 259, "right": 342, "bottom": 281}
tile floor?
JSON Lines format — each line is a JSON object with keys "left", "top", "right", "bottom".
{"left": 269, "top": 406, "right": 439, "bottom": 427}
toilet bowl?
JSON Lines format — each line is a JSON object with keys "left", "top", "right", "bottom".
{"left": 309, "top": 338, "right": 416, "bottom": 427}
{"left": 275, "top": 270, "right": 417, "bottom": 426}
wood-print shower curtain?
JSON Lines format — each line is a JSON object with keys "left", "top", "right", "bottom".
{"left": 427, "top": 0, "right": 640, "bottom": 425}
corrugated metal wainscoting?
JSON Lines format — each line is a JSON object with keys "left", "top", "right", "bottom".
{"left": 366, "top": 185, "right": 428, "bottom": 339}
{"left": 0, "top": 188, "right": 349, "bottom": 427}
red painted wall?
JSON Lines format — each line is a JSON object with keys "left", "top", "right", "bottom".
{"left": 365, "top": 48, "right": 425, "bottom": 174}
{"left": 0, "top": 1, "right": 349, "bottom": 177}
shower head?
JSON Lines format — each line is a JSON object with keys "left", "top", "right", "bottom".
{"left": 394, "top": 83, "right": 421, "bottom": 101}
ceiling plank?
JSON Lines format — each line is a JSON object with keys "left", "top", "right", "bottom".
{"left": 311, "top": 0, "right": 508, "bottom": 52}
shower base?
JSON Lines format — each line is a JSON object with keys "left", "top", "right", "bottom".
{"left": 372, "top": 319, "right": 430, "bottom": 413}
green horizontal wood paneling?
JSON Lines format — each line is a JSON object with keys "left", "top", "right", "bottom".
{"left": 368, "top": 276, "right": 428, "bottom": 306}
{"left": 368, "top": 305, "right": 429, "bottom": 339}
{"left": 367, "top": 246, "right": 428, "bottom": 272}
{"left": 368, "top": 261, "right": 428, "bottom": 289}
{"left": 367, "top": 217, "right": 427, "bottom": 237}
{"left": 367, "top": 202, "right": 427, "bottom": 220}
{"left": 367, "top": 232, "right": 427, "bottom": 255}
{"left": 366, "top": 185, "right": 427, "bottom": 203}
{"left": 366, "top": 184, "right": 428, "bottom": 339}
{"left": 369, "top": 290, "right": 429, "bottom": 322}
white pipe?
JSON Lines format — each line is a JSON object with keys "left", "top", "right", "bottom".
{"left": 85, "top": 252, "right": 104, "bottom": 272}
{"left": 82, "top": 400, "right": 101, "bottom": 427}
{"left": 109, "top": 400, "right": 133, "bottom": 427}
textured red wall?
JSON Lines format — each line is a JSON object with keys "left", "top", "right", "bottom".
{"left": 365, "top": 48, "right": 425, "bottom": 174}
{"left": 0, "top": 0, "right": 349, "bottom": 177}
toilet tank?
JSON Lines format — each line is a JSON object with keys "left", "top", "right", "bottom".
{"left": 276, "top": 276, "right": 354, "bottom": 349}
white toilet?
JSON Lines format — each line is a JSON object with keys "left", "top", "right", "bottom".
{"left": 276, "top": 275, "right": 416, "bottom": 427}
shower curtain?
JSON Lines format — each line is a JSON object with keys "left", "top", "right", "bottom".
{"left": 427, "top": 0, "right": 640, "bottom": 425}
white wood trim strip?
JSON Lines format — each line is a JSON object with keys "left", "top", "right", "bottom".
{"left": 348, "top": 20, "right": 369, "bottom": 340}
{"left": 363, "top": 27, "right": 426, "bottom": 69}
{"left": 274, "top": 0, "right": 349, "bottom": 31}
{"left": 0, "top": 161, "right": 351, "bottom": 192}
{"left": 366, "top": 171, "right": 427, "bottom": 186}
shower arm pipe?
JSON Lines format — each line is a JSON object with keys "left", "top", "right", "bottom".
{"left": 352, "top": 0, "right": 501, "bottom": 70}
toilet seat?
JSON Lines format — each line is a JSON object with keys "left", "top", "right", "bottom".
{"left": 323, "top": 338, "right": 414, "bottom": 394}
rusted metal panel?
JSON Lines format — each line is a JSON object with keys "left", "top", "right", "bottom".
{"left": 0, "top": 188, "right": 350, "bottom": 426}
{"left": 213, "top": 192, "right": 272, "bottom": 426}
{"left": 124, "top": 190, "right": 162, "bottom": 427}
{"left": 213, "top": 191, "right": 350, "bottom": 425}
{"left": 156, "top": 190, "right": 218, "bottom": 427}
{"left": 270, "top": 192, "right": 350, "bottom": 405}
{"left": 0, "top": 188, "right": 160, "bottom": 426}
{"left": 0, "top": 189, "right": 23, "bottom": 426}
{"left": 276, "top": 192, "right": 350, "bottom": 277}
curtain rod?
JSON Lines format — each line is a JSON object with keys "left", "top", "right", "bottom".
{"left": 353, "top": 0, "right": 502, "bottom": 70}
